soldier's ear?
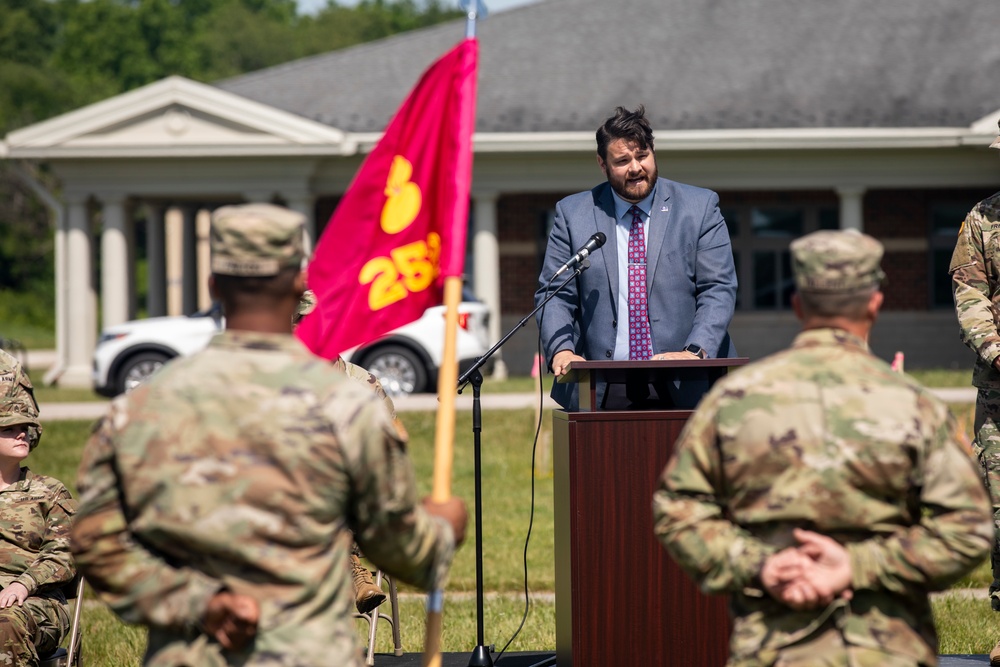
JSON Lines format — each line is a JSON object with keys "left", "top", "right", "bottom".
{"left": 791, "top": 293, "right": 805, "bottom": 322}
{"left": 867, "top": 290, "right": 884, "bottom": 322}
{"left": 293, "top": 270, "right": 308, "bottom": 300}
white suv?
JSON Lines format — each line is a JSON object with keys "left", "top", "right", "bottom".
{"left": 93, "top": 296, "right": 491, "bottom": 397}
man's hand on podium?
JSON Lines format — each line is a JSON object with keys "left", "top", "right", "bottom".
{"left": 652, "top": 351, "right": 700, "bottom": 361}
{"left": 552, "top": 350, "right": 585, "bottom": 376}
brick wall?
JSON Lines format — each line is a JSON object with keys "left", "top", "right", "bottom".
{"left": 866, "top": 188, "right": 995, "bottom": 310}
{"left": 497, "top": 193, "right": 564, "bottom": 313}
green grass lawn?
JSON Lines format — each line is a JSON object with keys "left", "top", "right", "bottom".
{"left": 35, "top": 409, "right": 558, "bottom": 664}
{"left": 24, "top": 382, "right": 994, "bottom": 663}
{"left": 908, "top": 368, "right": 974, "bottom": 388}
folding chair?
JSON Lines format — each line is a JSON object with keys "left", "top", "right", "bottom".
{"left": 354, "top": 570, "right": 402, "bottom": 666}
{"left": 40, "top": 577, "right": 85, "bottom": 667}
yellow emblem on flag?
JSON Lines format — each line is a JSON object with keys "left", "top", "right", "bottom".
{"left": 382, "top": 156, "right": 422, "bottom": 234}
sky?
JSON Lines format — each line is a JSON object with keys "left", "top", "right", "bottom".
{"left": 296, "top": 0, "right": 541, "bottom": 17}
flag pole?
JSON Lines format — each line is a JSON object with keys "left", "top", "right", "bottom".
{"left": 422, "top": 275, "right": 462, "bottom": 667}
{"left": 423, "top": 4, "right": 484, "bottom": 667}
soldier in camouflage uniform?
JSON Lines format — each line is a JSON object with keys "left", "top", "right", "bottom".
{"left": 0, "top": 395, "right": 76, "bottom": 667}
{"left": 949, "top": 120, "right": 1000, "bottom": 665}
{"left": 654, "top": 229, "right": 993, "bottom": 666}
{"left": 72, "top": 203, "right": 467, "bottom": 667}
{"left": 0, "top": 350, "right": 41, "bottom": 449}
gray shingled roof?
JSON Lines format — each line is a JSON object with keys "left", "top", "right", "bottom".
{"left": 216, "top": 0, "right": 1000, "bottom": 134}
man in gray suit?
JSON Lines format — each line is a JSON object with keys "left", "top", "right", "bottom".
{"left": 535, "top": 106, "right": 737, "bottom": 410}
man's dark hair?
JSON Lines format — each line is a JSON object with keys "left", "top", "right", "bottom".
{"left": 596, "top": 106, "right": 655, "bottom": 161}
{"left": 213, "top": 266, "right": 300, "bottom": 313}
{"left": 797, "top": 287, "right": 876, "bottom": 319}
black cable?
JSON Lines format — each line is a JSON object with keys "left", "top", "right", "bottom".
{"left": 493, "top": 298, "right": 551, "bottom": 663}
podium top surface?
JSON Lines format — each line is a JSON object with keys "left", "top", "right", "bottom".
{"left": 557, "top": 358, "right": 749, "bottom": 385}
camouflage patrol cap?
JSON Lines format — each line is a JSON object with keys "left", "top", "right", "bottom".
{"left": 0, "top": 396, "right": 39, "bottom": 430}
{"left": 210, "top": 203, "right": 306, "bottom": 277}
{"left": 293, "top": 289, "right": 317, "bottom": 326}
{"left": 790, "top": 229, "right": 885, "bottom": 293}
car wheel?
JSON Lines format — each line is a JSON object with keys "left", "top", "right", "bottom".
{"left": 117, "top": 351, "right": 172, "bottom": 395}
{"left": 362, "top": 345, "right": 427, "bottom": 396}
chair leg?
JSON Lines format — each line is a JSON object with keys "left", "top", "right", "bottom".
{"left": 358, "top": 569, "right": 403, "bottom": 664}
{"left": 67, "top": 578, "right": 85, "bottom": 666}
{"left": 387, "top": 576, "right": 402, "bottom": 657}
{"left": 364, "top": 571, "right": 383, "bottom": 666}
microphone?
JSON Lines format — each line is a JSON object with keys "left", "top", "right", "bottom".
{"left": 553, "top": 232, "right": 607, "bottom": 278}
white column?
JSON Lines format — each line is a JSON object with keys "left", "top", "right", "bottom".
{"left": 61, "top": 195, "right": 95, "bottom": 387}
{"left": 146, "top": 204, "right": 166, "bottom": 317}
{"left": 836, "top": 186, "right": 866, "bottom": 232}
{"left": 284, "top": 195, "right": 316, "bottom": 256}
{"left": 472, "top": 192, "right": 506, "bottom": 379}
{"left": 100, "top": 196, "right": 130, "bottom": 329}
{"left": 165, "top": 207, "right": 184, "bottom": 317}
{"left": 196, "top": 208, "right": 212, "bottom": 311}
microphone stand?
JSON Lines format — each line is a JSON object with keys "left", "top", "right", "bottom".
{"left": 457, "top": 260, "right": 589, "bottom": 667}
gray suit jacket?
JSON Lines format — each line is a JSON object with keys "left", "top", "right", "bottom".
{"left": 534, "top": 178, "right": 738, "bottom": 410}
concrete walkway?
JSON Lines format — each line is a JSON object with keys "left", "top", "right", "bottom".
{"left": 19, "top": 347, "right": 979, "bottom": 419}
{"left": 39, "top": 391, "right": 561, "bottom": 421}
{"left": 38, "top": 387, "right": 975, "bottom": 421}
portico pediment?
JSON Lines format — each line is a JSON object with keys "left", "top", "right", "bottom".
{"left": 3, "top": 76, "right": 354, "bottom": 159}
{"left": 971, "top": 109, "right": 1000, "bottom": 135}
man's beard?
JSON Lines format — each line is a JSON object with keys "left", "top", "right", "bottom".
{"left": 608, "top": 164, "right": 658, "bottom": 203}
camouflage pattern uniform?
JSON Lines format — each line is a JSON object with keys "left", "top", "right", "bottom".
{"left": 0, "top": 397, "right": 76, "bottom": 666}
{"left": 72, "top": 204, "right": 456, "bottom": 667}
{"left": 654, "top": 230, "right": 993, "bottom": 667}
{"left": 950, "top": 188, "right": 1000, "bottom": 608}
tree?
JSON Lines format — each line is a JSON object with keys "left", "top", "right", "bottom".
{"left": 192, "top": 0, "right": 300, "bottom": 80}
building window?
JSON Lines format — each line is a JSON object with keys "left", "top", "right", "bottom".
{"left": 929, "top": 202, "right": 970, "bottom": 309}
{"left": 723, "top": 202, "right": 838, "bottom": 311}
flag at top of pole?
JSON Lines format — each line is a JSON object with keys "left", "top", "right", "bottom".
{"left": 296, "top": 37, "right": 479, "bottom": 359}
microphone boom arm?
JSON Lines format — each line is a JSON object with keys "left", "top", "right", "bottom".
{"left": 458, "top": 259, "right": 589, "bottom": 391}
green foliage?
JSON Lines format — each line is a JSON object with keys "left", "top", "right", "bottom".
{"left": 0, "top": 61, "right": 83, "bottom": 133}
{"left": 192, "top": 0, "right": 300, "bottom": 80}
{"left": 0, "top": 163, "right": 56, "bottom": 344}
{"left": 296, "top": 0, "right": 461, "bottom": 55}
{"left": 0, "top": 0, "right": 59, "bottom": 66}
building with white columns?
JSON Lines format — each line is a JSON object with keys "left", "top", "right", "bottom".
{"left": 3, "top": 0, "right": 1000, "bottom": 386}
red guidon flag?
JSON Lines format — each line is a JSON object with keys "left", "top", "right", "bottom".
{"left": 296, "top": 37, "right": 478, "bottom": 358}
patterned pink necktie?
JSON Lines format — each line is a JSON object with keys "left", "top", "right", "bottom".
{"left": 628, "top": 205, "right": 653, "bottom": 360}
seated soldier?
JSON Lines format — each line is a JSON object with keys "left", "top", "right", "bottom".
{"left": 0, "top": 396, "right": 77, "bottom": 666}
{"left": 295, "top": 290, "right": 389, "bottom": 614}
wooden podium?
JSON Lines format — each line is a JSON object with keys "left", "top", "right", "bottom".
{"left": 553, "top": 359, "right": 746, "bottom": 667}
